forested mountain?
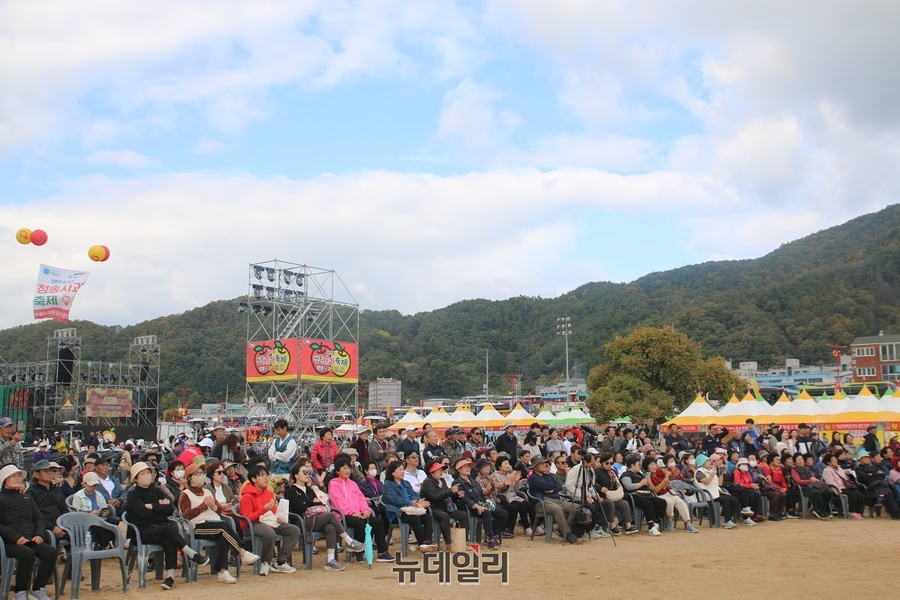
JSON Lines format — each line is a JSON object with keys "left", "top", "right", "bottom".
{"left": 1, "top": 204, "right": 897, "bottom": 408}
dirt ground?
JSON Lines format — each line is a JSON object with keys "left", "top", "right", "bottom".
{"left": 70, "top": 517, "right": 896, "bottom": 600}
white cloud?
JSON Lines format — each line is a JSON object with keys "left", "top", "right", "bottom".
{"left": 86, "top": 150, "right": 156, "bottom": 169}
{"left": 0, "top": 0, "right": 483, "bottom": 154}
{"left": 435, "top": 78, "right": 521, "bottom": 157}
{"left": 0, "top": 167, "right": 811, "bottom": 329}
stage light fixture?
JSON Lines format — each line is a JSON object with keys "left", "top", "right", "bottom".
{"left": 80, "top": 373, "right": 88, "bottom": 381}
{"left": 295, "top": 273, "right": 305, "bottom": 288}
{"left": 253, "top": 266, "right": 265, "bottom": 280}
{"left": 282, "top": 270, "right": 295, "bottom": 286}
{"left": 265, "top": 286, "right": 276, "bottom": 300}
{"left": 238, "top": 302, "right": 251, "bottom": 313}
{"left": 252, "top": 284, "right": 264, "bottom": 299}
{"left": 265, "top": 268, "right": 276, "bottom": 282}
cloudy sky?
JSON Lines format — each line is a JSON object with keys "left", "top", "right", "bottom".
{"left": 1, "top": 1, "right": 898, "bottom": 329}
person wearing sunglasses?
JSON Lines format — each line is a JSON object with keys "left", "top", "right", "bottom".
{"left": 205, "top": 461, "right": 236, "bottom": 517}
{"left": 285, "top": 460, "right": 365, "bottom": 570}
{"left": 402, "top": 451, "right": 427, "bottom": 494}
{"left": 178, "top": 462, "right": 259, "bottom": 584}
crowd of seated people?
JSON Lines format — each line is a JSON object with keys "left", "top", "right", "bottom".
{"left": 1, "top": 414, "right": 900, "bottom": 597}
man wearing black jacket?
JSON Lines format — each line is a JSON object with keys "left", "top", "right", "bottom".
{"left": 495, "top": 422, "right": 519, "bottom": 458}
{"left": 24, "top": 460, "right": 69, "bottom": 542}
{"left": 0, "top": 465, "right": 57, "bottom": 600}
{"left": 701, "top": 424, "right": 729, "bottom": 456}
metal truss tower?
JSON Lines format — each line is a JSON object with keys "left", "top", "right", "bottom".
{"left": 0, "top": 328, "right": 159, "bottom": 436}
{"left": 241, "top": 260, "right": 359, "bottom": 441}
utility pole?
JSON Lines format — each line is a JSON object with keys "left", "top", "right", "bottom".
{"left": 557, "top": 316, "right": 572, "bottom": 408}
{"left": 484, "top": 350, "right": 490, "bottom": 404}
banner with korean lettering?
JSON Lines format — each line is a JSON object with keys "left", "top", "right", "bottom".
{"left": 33, "top": 264, "right": 89, "bottom": 322}
{"left": 246, "top": 338, "right": 300, "bottom": 382}
{"left": 85, "top": 388, "right": 133, "bottom": 418}
{"left": 299, "top": 338, "right": 359, "bottom": 384}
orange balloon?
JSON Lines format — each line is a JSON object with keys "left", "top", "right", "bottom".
{"left": 16, "top": 228, "right": 31, "bottom": 244}
{"left": 88, "top": 245, "right": 106, "bottom": 261}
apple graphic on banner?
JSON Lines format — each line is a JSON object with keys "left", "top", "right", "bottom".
{"left": 308, "top": 342, "right": 332, "bottom": 374}
{"left": 332, "top": 343, "right": 351, "bottom": 377}
{"left": 272, "top": 340, "right": 291, "bottom": 375}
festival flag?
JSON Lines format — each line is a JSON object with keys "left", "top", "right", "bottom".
{"left": 33, "top": 264, "right": 89, "bottom": 322}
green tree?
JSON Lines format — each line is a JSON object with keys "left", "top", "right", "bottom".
{"left": 587, "top": 326, "right": 744, "bottom": 418}
{"left": 586, "top": 375, "right": 674, "bottom": 424}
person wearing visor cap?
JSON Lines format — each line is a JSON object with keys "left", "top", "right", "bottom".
{"left": 0, "top": 464, "right": 57, "bottom": 600}
{"left": 32, "top": 441, "right": 53, "bottom": 464}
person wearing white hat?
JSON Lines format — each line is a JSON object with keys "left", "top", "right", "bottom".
{"left": 125, "top": 462, "right": 211, "bottom": 590}
{"left": 0, "top": 464, "right": 57, "bottom": 600}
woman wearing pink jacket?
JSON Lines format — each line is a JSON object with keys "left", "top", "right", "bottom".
{"left": 328, "top": 456, "right": 393, "bottom": 562}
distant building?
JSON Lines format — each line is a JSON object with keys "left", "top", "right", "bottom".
{"left": 368, "top": 377, "right": 402, "bottom": 408}
{"left": 851, "top": 332, "right": 900, "bottom": 383}
{"left": 729, "top": 356, "right": 853, "bottom": 388}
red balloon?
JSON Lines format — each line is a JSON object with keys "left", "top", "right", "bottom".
{"left": 30, "top": 229, "right": 48, "bottom": 246}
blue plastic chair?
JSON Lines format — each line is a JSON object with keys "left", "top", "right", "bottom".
{"left": 57, "top": 512, "right": 127, "bottom": 600}
{"left": 0, "top": 530, "right": 60, "bottom": 600}
{"left": 176, "top": 515, "right": 242, "bottom": 582}
{"left": 230, "top": 506, "right": 284, "bottom": 575}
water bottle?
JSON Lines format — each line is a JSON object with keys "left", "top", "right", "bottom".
{"left": 84, "top": 530, "right": 92, "bottom": 549}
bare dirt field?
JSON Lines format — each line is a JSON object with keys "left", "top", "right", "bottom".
{"left": 72, "top": 517, "right": 896, "bottom": 600}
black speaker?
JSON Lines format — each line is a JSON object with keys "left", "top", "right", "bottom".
{"left": 56, "top": 347, "right": 74, "bottom": 385}
{"left": 140, "top": 362, "right": 150, "bottom": 383}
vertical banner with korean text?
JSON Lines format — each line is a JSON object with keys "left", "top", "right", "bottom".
{"left": 33, "top": 264, "right": 89, "bottom": 322}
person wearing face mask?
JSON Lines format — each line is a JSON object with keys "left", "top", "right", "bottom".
{"left": 750, "top": 453, "right": 786, "bottom": 520}
{"left": 648, "top": 459, "right": 698, "bottom": 533}
{"left": 284, "top": 460, "right": 365, "bottom": 571}
{"left": 692, "top": 454, "right": 742, "bottom": 528}
{"left": 164, "top": 460, "right": 188, "bottom": 500}
{"left": 665, "top": 456, "right": 685, "bottom": 482}
{"left": 125, "top": 462, "right": 211, "bottom": 590}
{"left": 732, "top": 458, "right": 765, "bottom": 525}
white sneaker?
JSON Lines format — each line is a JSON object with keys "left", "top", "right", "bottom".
{"left": 740, "top": 507, "right": 753, "bottom": 516}
{"left": 15, "top": 591, "right": 28, "bottom": 600}
{"left": 241, "top": 551, "right": 260, "bottom": 565}
{"left": 259, "top": 562, "right": 270, "bottom": 577}
{"left": 724, "top": 520, "right": 737, "bottom": 529}
{"left": 649, "top": 524, "right": 661, "bottom": 536}
{"left": 28, "top": 589, "right": 52, "bottom": 600}
{"left": 742, "top": 517, "right": 757, "bottom": 526}
{"left": 217, "top": 570, "right": 237, "bottom": 584}
{"left": 270, "top": 561, "right": 296, "bottom": 573}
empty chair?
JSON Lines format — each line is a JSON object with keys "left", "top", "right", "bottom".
{"left": 57, "top": 512, "right": 127, "bottom": 600}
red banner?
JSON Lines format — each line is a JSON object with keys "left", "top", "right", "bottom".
{"left": 246, "top": 339, "right": 300, "bottom": 382}
{"left": 299, "top": 338, "right": 359, "bottom": 384}
{"left": 85, "top": 388, "right": 133, "bottom": 418}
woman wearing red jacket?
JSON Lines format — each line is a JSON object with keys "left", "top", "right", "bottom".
{"left": 239, "top": 465, "right": 301, "bottom": 576}
{"left": 732, "top": 458, "right": 765, "bottom": 523}
{"left": 311, "top": 428, "right": 340, "bottom": 475}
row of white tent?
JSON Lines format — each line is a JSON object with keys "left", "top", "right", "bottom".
{"left": 334, "top": 403, "right": 595, "bottom": 435}
{"left": 665, "top": 386, "right": 900, "bottom": 432}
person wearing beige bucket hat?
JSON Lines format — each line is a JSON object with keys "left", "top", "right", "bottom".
{"left": 0, "top": 464, "right": 57, "bottom": 600}
{"left": 125, "top": 462, "right": 211, "bottom": 590}
{"left": 176, "top": 462, "right": 259, "bottom": 583}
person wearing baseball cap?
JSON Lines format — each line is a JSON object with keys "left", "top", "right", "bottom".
{"left": 0, "top": 417, "right": 25, "bottom": 469}
{"left": 24, "top": 460, "right": 69, "bottom": 545}
{"left": 0, "top": 463, "right": 57, "bottom": 600}
{"left": 94, "top": 454, "right": 126, "bottom": 509}
{"left": 32, "top": 440, "right": 52, "bottom": 464}
{"left": 396, "top": 426, "right": 419, "bottom": 461}
{"left": 177, "top": 462, "right": 259, "bottom": 583}
{"left": 125, "top": 462, "right": 211, "bottom": 590}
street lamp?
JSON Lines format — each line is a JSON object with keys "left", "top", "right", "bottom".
{"left": 556, "top": 317, "right": 572, "bottom": 408}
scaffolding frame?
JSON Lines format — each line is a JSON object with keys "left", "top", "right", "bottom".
{"left": 0, "top": 328, "right": 159, "bottom": 434}
{"left": 242, "top": 260, "right": 359, "bottom": 441}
